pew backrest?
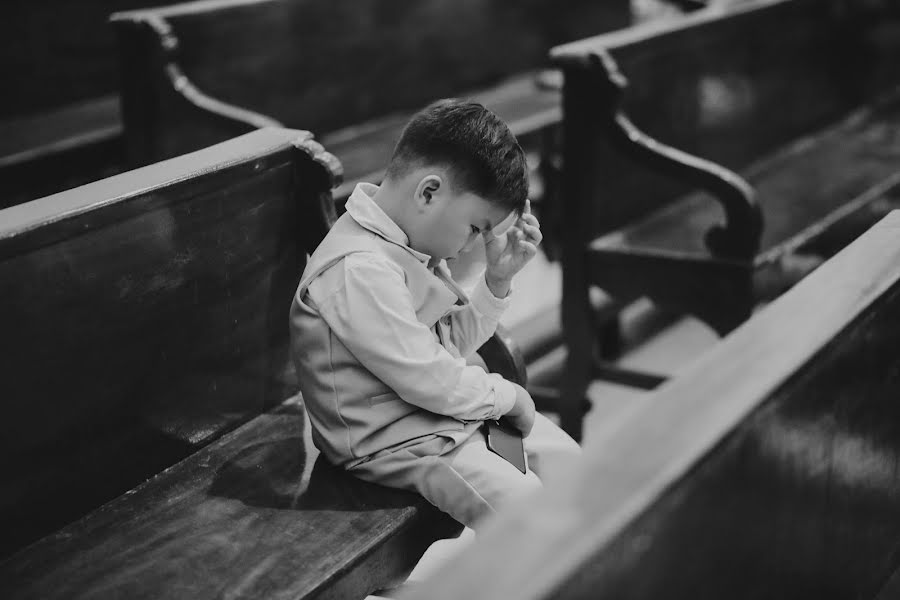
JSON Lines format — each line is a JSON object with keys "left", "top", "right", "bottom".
{"left": 411, "top": 209, "right": 900, "bottom": 599}
{"left": 110, "top": 0, "right": 633, "bottom": 166}
{"left": 550, "top": 0, "right": 900, "bottom": 238}
{"left": 0, "top": 127, "right": 340, "bottom": 556}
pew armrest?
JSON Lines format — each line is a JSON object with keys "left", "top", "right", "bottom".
{"left": 573, "top": 49, "right": 764, "bottom": 260}
{"left": 111, "top": 11, "right": 283, "bottom": 165}
{"left": 477, "top": 324, "right": 528, "bottom": 387}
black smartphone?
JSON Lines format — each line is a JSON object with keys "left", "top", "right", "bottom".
{"left": 485, "top": 419, "right": 527, "bottom": 474}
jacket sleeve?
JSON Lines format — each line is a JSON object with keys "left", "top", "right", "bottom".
{"left": 313, "top": 254, "right": 517, "bottom": 421}
{"left": 445, "top": 270, "right": 512, "bottom": 358}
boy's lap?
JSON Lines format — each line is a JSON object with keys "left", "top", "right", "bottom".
{"left": 347, "top": 427, "right": 538, "bottom": 528}
{"left": 351, "top": 427, "right": 539, "bottom": 497}
{"left": 442, "top": 429, "right": 541, "bottom": 496}
{"left": 347, "top": 416, "right": 578, "bottom": 515}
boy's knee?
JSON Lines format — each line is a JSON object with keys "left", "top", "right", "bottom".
{"left": 558, "top": 434, "right": 582, "bottom": 459}
{"left": 542, "top": 422, "right": 582, "bottom": 458}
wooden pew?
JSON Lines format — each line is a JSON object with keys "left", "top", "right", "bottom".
{"left": 1, "top": 0, "right": 717, "bottom": 209}
{"left": 409, "top": 209, "right": 900, "bottom": 600}
{"left": 549, "top": 0, "right": 900, "bottom": 438}
{"left": 0, "top": 127, "right": 527, "bottom": 598}
{"left": 0, "top": 127, "right": 338, "bottom": 556}
{"left": 108, "top": 0, "right": 637, "bottom": 204}
{"left": 0, "top": 0, "right": 192, "bottom": 207}
{"left": 0, "top": 97, "right": 124, "bottom": 209}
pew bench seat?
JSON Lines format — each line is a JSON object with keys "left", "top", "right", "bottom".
{"left": 0, "top": 397, "right": 461, "bottom": 600}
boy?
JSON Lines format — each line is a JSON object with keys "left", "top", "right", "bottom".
{"left": 290, "top": 99, "right": 580, "bottom": 528}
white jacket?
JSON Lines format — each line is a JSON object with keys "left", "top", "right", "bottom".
{"left": 290, "top": 183, "right": 517, "bottom": 467}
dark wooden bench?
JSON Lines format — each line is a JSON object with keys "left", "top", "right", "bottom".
{"left": 1, "top": 0, "right": 718, "bottom": 210}
{"left": 0, "top": 0, "right": 196, "bottom": 207}
{"left": 409, "top": 209, "right": 900, "bottom": 600}
{"left": 0, "top": 97, "right": 124, "bottom": 209}
{"left": 0, "top": 127, "right": 527, "bottom": 598}
{"left": 108, "top": 0, "right": 641, "bottom": 206}
{"left": 548, "top": 0, "right": 900, "bottom": 439}
{"left": 0, "top": 127, "right": 338, "bottom": 557}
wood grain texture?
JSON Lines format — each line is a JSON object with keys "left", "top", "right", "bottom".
{"left": 552, "top": 0, "right": 900, "bottom": 236}
{"left": 409, "top": 211, "right": 900, "bottom": 599}
{"left": 114, "top": 0, "right": 628, "bottom": 136}
{"left": 0, "top": 399, "right": 459, "bottom": 600}
{"left": 0, "top": 128, "right": 339, "bottom": 557}
{"left": 110, "top": 0, "right": 632, "bottom": 184}
{"left": 591, "top": 93, "right": 900, "bottom": 259}
{"left": 0, "top": 97, "right": 125, "bottom": 208}
{"left": 0, "top": 0, "right": 192, "bottom": 119}
{"left": 552, "top": 0, "right": 900, "bottom": 437}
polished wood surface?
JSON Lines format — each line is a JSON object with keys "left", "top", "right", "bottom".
{"left": 0, "top": 128, "right": 339, "bottom": 556}
{"left": 0, "top": 0, "right": 189, "bottom": 206}
{"left": 0, "top": 398, "right": 460, "bottom": 600}
{"left": 552, "top": 0, "right": 900, "bottom": 235}
{"left": 551, "top": 0, "right": 900, "bottom": 438}
{"left": 410, "top": 210, "right": 900, "bottom": 600}
{"left": 110, "top": 0, "right": 633, "bottom": 194}
{"left": 1, "top": 0, "right": 189, "bottom": 118}
{"left": 0, "top": 97, "right": 124, "bottom": 209}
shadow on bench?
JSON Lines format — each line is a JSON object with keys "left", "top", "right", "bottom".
{"left": 0, "top": 128, "right": 528, "bottom": 598}
{"left": 410, "top": 210, "right": 900, "bottom": 600}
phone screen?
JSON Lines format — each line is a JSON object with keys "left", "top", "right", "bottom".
{"left": 485, "top": 420, "right": 527, "bottom": 474}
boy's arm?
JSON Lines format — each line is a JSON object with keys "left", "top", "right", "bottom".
{"left": 313, "top": 254, "right": 517, "bottom": 422}
{"left": 447, "top": 199, "right": 543, "bottom": 356}
{"left": 445, "top": 271, "right": 511, "bottom": 358}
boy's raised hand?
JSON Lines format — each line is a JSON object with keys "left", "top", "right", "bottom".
{"left": 484, "top": 199, "right": 542, "bottom": 298}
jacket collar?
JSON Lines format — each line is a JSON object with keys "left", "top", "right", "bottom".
{"left": 345, "top": 183, "right": 433, "bottom": 266}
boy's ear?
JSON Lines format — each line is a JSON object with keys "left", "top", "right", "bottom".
{"left": 414, "top": 174, "right": 443, "bottom": 210}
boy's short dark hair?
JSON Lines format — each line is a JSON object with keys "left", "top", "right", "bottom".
{"left": 386, "top": 99, "right": 529, "bottom": 214}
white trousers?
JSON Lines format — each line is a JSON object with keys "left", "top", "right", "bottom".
{"left": 348, "top": 413, "right": 581, "bottom": 528}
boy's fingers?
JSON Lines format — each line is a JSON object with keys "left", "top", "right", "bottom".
{"left": 524, "top": 198, "right": 532, "bottom": 215}
{"left": 520, "top": 212, "right": 540, "bottom": 228}
{"left": 517, "top": 241, "right": 538, "bottom": 257}
{"left": 521, "top": 223, "right": 542, "bottom": 243}
{"left": 517, "top": 214, "right": 540, "bottom": 236}
{"left": 491, "top": 211, "right": 518, "bottom": 238}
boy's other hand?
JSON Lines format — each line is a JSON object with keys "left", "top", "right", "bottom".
{"left": 484, "top": 199, "right": 542, "bottom": 298}
{"left": 505, "top": 382, "right": 536, "bottom": 437}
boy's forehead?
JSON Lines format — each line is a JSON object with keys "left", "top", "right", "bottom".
{"left": 466, "top": 193, "right": 514, "bottom": 227}
{"left": 491, "top": 210, "right": 517, "bottom": 236}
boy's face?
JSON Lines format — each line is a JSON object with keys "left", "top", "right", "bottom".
{"left": 409, "top": 175, "right": 512, "bottom": 262}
